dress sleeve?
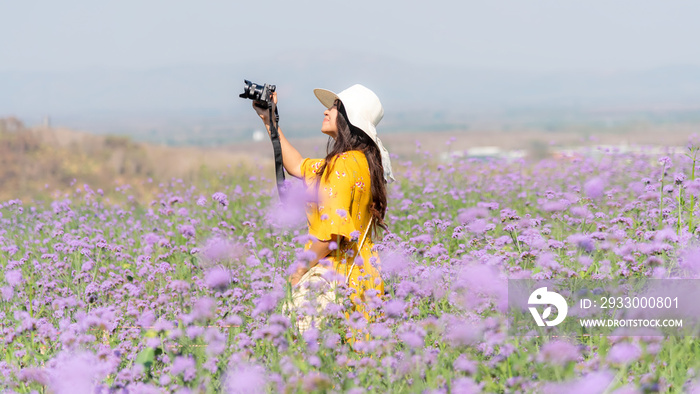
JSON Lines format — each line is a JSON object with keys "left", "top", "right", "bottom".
{"left": 310, "top": 155, "right": 359, "bottom": 242}
{"left": 300, "top": 158, "right": 324, "bottom": 184}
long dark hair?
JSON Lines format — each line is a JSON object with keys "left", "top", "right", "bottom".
{"left": 316, "top": 99, "right": 388, "bottom": 235}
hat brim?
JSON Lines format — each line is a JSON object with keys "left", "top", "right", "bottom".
{"left": 313, "top": 88, "right": 339, "bottom": 109}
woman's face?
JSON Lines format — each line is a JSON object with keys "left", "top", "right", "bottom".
{"left": 321, "top": 105, "right": 339, "bottom": 139}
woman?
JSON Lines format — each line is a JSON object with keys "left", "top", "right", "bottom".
{"left": 254, "top": 84, "right": 394, "bottom": 331}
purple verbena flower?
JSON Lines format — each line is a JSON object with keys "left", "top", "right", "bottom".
{"left": 212, "top": 192, "right": 229, "bottom": 207}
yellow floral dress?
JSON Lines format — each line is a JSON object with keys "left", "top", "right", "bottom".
{"left": 300, "top": 150, "right": 384, "bottom": 322}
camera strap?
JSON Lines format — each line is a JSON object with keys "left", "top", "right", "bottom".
{"left": 268, "top": 106, "right": 285, "bottom": 197}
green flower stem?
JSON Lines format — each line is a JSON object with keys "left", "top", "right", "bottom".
{"left": 688, "top": 147, "right": 698, "bottom": 233}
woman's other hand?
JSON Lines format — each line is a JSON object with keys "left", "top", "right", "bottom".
{"left": 289, "top": 267, "right": 307, "bottom": 287}
{"left": 289, "top": 238, "right": 334, "bottom": 286}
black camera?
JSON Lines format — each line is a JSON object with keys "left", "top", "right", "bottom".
{"left": 239, "top": 80, "right": 276, "bottom": 109}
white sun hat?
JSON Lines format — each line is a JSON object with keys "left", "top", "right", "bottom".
{"left": 314, "top": 84, "right": 395, "bottom": 183}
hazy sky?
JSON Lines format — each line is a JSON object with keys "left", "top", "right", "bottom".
{"left": 2, "top": 1, "right": 699, "bottom": 73}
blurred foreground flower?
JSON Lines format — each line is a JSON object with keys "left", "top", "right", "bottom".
{"left": 543, "top": 370, "right": 614, "bottom": 394}
{"left": 44, "top": 351, "right": 111, "bottom": 394}
{"left": 225, "top": 361, "right": 267, "bottom": 394}
{"left": 205, "top": 266, "right": 233, "bottom": 291}
{"left": 537, "top": 340, "right": 580, "bottom": 366}
{"left": 200, "top": 236, "right": 246, "bottom": 267}
{"left": 606, "top": 342, "right": 642, "bottom": 365}
{"left": 583, "top": 177, "right": 606, "bottom": 199}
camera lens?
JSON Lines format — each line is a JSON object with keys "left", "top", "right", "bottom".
{"left": 239, "top": 80, "right": 274, "bottom": 106}
{"left": 254, "top": 85, "right": 266, "bottom": 101}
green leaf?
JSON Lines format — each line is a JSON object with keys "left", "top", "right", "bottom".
{"left": 135, "top": 347, "right": 156, "bottom": 376}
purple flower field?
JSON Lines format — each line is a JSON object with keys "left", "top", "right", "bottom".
{"left": 2, "top": 141, "right": 700, "bottom": 393}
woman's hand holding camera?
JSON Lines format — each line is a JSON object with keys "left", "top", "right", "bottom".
{"left": 253, "top": 92, "right": 278, "bottom": 136}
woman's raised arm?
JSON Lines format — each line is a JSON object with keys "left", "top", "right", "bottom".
{"left": 253, "top": 92, "right": 303, "bottom": 178}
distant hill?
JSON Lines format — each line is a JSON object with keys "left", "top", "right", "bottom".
{"left": 2, "top": 51, "right": 700, "bottom": 145}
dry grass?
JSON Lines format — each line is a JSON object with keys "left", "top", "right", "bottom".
{"left": 1, "top": 116, "right": 696, "bottom": 203}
